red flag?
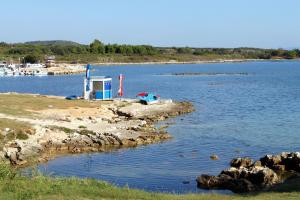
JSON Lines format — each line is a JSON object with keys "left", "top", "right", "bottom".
{"left": 118, "top": 74, "right": 124, "bottom": 97}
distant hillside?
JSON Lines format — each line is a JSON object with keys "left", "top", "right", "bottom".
{"left": 0, "top": 39, "right": 299, "bottom": 64}
{"left": 24, "top": 40, "right": 82, "bottom": 46}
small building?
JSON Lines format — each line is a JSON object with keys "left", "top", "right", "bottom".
{"left": 84, "top": 76, "right": 112, "bottom": 100}
{"left": 45, "top": 56, "right": 56, "bottom": 67}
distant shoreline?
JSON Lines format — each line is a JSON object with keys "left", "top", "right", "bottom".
{"left": 86, "top": 58, "right": 299, "bottom": 66}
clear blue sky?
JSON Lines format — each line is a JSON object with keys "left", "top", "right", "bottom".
{"left": 1, "top": 0, "right": 299, "bottom": 48}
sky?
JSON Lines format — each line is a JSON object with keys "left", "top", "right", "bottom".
{"left": 1, "top": 0, "right": 299, "bottom": 48}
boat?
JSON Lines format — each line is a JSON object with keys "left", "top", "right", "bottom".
{"left": 33, "top": 70, "right": 48, "bottom": 76}
{"left": 4, "top": 69, "right": 14, "bottom": 76}
{"left": 0, "top": 69, "right": 5, "bottom": 76}
{"left": 136, "top": 92, "right": 160, "bottom": 105}
{"left": 65, "top": 95, "right": 80, "bottom": 100}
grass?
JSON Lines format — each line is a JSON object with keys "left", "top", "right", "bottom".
{"left": 0, "top": 94, "right": 102, "bottom": 116}
{"left": 78, "top": 129, "right": 96, "bottom": 136}
{"left": 16, "top": 131, "right": 29, "bottom": 140}
{"left": 49, "top": 126, "right": 75, "bottom": 134}
{"left": 0, "top": 164, "right": 299, "bottom": 200}
{"left": 0, "top": 118, "right": 33, "bottom": 149}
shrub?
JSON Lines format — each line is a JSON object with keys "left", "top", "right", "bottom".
{"left": 78, "top": 129, "right": 96, "bottom": 135}
{"left": 16, "top": 131, "right": 29, "bottom": 140}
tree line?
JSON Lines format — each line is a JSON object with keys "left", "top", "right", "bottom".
{"left": 0, "top": 39, "right": 158, "bottom": 57}
{"left": 0, "top": 40, "right": 300, "bottom": 63}
{"left": 177, "top": 47, "right": 300, "bottom": 59}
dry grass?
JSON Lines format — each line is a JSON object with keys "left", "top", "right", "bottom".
{"left": 0, "top": 118, "right": 33, "bottom": 149}
{"left": 0, "top": 93, "right": 104, "bottom": 116}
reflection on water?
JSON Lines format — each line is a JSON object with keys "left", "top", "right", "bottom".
{"left": 4, "top": 61, "right": 300, "bottom": 194}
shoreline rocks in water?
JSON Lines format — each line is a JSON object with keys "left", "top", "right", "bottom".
{"left": 197, "top": 152, "right": 300, "bottom": 193}
{"left": 0, "top": 94, "right": 194, "bottom": 167}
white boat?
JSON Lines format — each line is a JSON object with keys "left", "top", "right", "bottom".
{"left": 13, "top": 70, "right": 21, "bottom": 76}
{"left": 33, "top": 70, "right": 48, "bottom": 76}
{"left": 4, "top": 69, "right": 14, "bottom": 76}
{"left": 0, "top": 69, "right": 5, "bottom": 76}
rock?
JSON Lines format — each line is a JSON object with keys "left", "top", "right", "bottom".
{"left": 210, "top": 154, "right": 219, "bottom": 160}
{"left": 197, "top": 152, "right": 300, "bottom": 193}
{"left": 16, "top": 160, "right": 27, "bottom": 166}
{"left": 281, "top": 152, "right": 300, "bottom": 172}
{"left": 199, "top": 166, "right": 279, "bottom": 193}
{"left": 230, "top": 157, "right": 253, "bottom": 168}
{"left": 196, "top": 174, "right": 255, "bottom": 193}
{"left": 272, "top": 164, "right": 286, "bottom": 171}
{"left": 25, "top": 128, "right": 35, "bottom": 135}
{"left": 221, "top": 167, "right": 242, "bottom": 179}
{"left": 247, "top": 167, "right": 279, "bottom": 187}
{"left": 253, "top": 161, "right": 262, "bottom": 167}
{"left": 4, "top": 147, "right": 19, "bottom": 165}
{"left": 260, "top": 154, "right": 282, "bottom": 168}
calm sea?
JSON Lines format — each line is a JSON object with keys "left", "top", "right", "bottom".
{"left": 2, "top": 61, "right": 300, "bottom": 194}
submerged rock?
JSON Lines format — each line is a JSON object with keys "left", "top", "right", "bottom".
{"left": 210, "top": 154, "right": 219, "bottom": 160}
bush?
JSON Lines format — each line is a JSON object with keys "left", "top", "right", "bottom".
{"left": 23, "top": 54, "right": 40, "bottom": 63}
{"left": 16, "top": 131, "right": 29, "bottom": 140}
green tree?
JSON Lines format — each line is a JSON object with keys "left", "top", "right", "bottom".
{"left": 23, "top": 54, "right": 40, "bottom": 63}
{"left": 90, "top": 39, "right": 105, "bottom": 54}
{"left": 294, "top": 49, "right": 300, "bottom": 57}
{"left": 105, "top": 44, "right": 116, "bottom": 54}
{"left": 284, "top": 50, "right": 298, "bottom": 59}
{"left": 177, "top": 47, "right": 192, "bottom": 54}
{"left": 133, "top": 46, "right": 147, "bottom": 55}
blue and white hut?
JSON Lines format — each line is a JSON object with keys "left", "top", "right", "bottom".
{"left": 83, "top": 64, "right": 112, "bottom": 100}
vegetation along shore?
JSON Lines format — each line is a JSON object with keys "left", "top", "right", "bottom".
{"left": 1, "top": 40, "right": 300, "bottom": 65}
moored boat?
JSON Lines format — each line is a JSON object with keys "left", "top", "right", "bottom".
{"left": 33, "top": 70, "right": 48, "bottom": 76}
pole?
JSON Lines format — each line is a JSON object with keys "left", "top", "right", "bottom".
{"left": 118, "top": 74, "right": 124, "bottom": 97}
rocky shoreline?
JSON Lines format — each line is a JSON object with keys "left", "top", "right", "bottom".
{"left": 197, "top": 152, "right": 300, "bottom": 193}
{"left": 0, "top": 94, "right": 194, "bottom": 167}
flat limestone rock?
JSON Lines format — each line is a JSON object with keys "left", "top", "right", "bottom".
{"left": 0, "top": 94, "right": 193, "bottom": 166}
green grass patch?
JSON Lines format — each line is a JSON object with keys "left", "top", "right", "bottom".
{"left": 0, "top": 118, "right": 33, "bottom": 148}
{"left": 49, "top": 126, "right": 75, "bottom": 134}
{"left": 0, "top": 163, "right": 299, "bottom": 200}
{"left": 16, "top": 131, "right": 29, "bottom": 140}
{"left": 78, "top": 129, "right": 96, "bottom": 136}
